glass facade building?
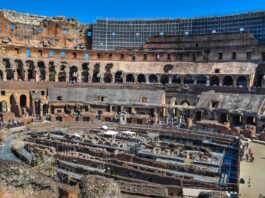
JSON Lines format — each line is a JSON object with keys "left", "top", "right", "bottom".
{"left": 92, "top": 11, "right": 265, "bottom": 50}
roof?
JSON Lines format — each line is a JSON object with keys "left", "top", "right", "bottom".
{"left": 196, "top": 91, "right": 265, "bottom": 114}
{"left": 48, "top": 87, "right": 165, "bottom": 107}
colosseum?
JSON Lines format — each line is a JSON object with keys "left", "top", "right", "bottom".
{"left": 0, "top": 9, "right": 265, "bottom": 197}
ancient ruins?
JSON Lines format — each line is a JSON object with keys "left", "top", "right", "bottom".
{"left": 0, "top": 9, "right": 265, "bottom": 197}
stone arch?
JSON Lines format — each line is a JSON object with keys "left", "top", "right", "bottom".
{"left": 82, "top": 63, "right": 89, "bottom": 82}
{"left": 137, "top": 74, "right": 146, "bottom": 83}
{"left": 3, "top": 58, "right": 14, "bottom": 80}
{"left": 20, "top": 95, "right": 27, "bottom": 107}
{"left": 58, "top": 65, "right": 66, "bottom": 82}
{"left": 49, "top": 62, "right": 56, "bottom": 82}
{"left": 197, "top": 75, "right": 207, "bottom": 85}
{"left": 210, "top": 75, "right": 219, "bottom": 86}
{"left": 126, "top": 74, "right": 134, "bottom": 83}
{"left": 160, "top": 75, "right": 169, "bottom": 84}
{"left": 69, "top": 66, "right": 78, "bottom": 82}
{"left": 149, "top": 74, "right": 158, "bottom": 83}
{"left": 43, "top": 104, "right": 48, "bottom": 116}
{"left": 0, "top": 100, "right": 7, "bottom": 112}
{"left": 254, "top": 64, "right": 265, "bottom": 87}
{"left": 223, "top": 76, "right": 233, "bottom": 86}
{"left": 26, "top": 60, "right": 36, "bottom": 81}
{"left": 92, "top": 64, "right": 100, "bottom": 83}
{"left": 15, "top": 59, "right": 24, "bottom": 81}
{"left": 183, "top": 75, "right": 194, "bottom": 84}
{"left": 104, "top": 72, "right": 112, "bottom": 83}
{"left": 237, "top": 76, "right": 248, "bottom": 88}
{"left": 38, "top": 61, "right": 46, "bottom": 81}
{"left": 0, "top": 70, "right": 3, "bottom": 80}
{"left": 115, "top": 71, "right": 123, "bottom": 83}
{"left": 172, "top": 75, "right": 181, "bottom": 84}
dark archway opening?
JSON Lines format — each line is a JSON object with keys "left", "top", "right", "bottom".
{"left": 210, "top": 75, "right": 219, "bottom": 86}
{"left": 197, "top": 75, "right": 207, "bottom": 85}
{"left": 172, "top": 75, "right": 181, "bottom": 84}
{"left": 115, "top": 71, "right": 123, "bottom": 83}
{"left": 137, "top": 74, "right": 146, "bottom": 84}
{"left": 184, "top": 75, "right": 194, "bottom": 84}
{"left": 223, "top": 76, "right": 233, "bottom": 86}
{"left": 160, "top": 75, "right": 169, "bottom": 84}
{"left": 149, "top": 74, "right": 158, "bottom": 83}
{"left": 237, "top": 76, "right": 248, "bottom": 88}
{"left": 126, "top": 74, "right": 134, "bottom": 83}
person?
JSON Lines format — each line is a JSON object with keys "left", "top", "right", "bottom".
{"left": 249, "top": 152, "right": 254, "bottom": 163}
{"left": 246, "top": 153, "right": 249, "bottom": 162}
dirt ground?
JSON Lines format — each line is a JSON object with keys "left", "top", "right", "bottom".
{"left": 239, "top": 141, "right": 265, "bottom": 198}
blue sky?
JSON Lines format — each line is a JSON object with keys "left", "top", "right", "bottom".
{"left": 0, "top": 0, "right": 264, "bottom": 23}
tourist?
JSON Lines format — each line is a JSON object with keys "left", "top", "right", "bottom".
{"left": 246, "top": 153, "right": 249, "bottom": 162}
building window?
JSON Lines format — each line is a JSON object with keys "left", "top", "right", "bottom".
{"left": 121, "top": 54, "right": 124, "bottom": 60}
{"left": 87, "top": 31, "right": 92, "bottom": 37}
{"left": 10, "top": 23, "right": 14, "bottom": 30}
{"left": 246, "top": 52, "right": 252, "bottom": 60}
{"left": 141, "top": 97, "right": 148, "bottom": 103}
{"left": 232, "top": 52, "right": 237, "bottom": 60}
{"left": 215, "top": 69, "right": 221, "bottom": 73}
{"left": 57, "top": 96, "right": 63, "bottom": 101}
{"left": 38, "top": 50, "right": 43, "bottom": 57}
{"left": 49, "top": 51, "right": 54, "bottom": 57}
{"left": 41, "top": 91, "right": 45, "bottom": 96}
{"left": 156, "top": 54, "right": 160, "bottom": 61}
{"left": 132, "top": 55, "right": 136, "bottom": 62}
{"left": 73, "top": 52, "right": 77, "bottom": 59}
{"left": 61, "top": 52, "right": 65, "bottom": 58}
{"left": 26, "top": 49, "right": 31, "bottom": 58}
{"left": 1, "top": 91, "right": 5, "bottom": 96}
{"left": 218, "top": 53, "right": 223, "bottom": 60}
{"left": 15, "top": 48, "right": 20, "bottom": 54}
{"left": 84, "top": 53, "right": 89, "bottom": 60}
{"left": 97, "top": 53, "right": 101, "bottom": 59}
{"left": 109, "top": 53, "right": 112, "bottom": 59}
{"left": 167, "top": 54, "right": 171, "bottom": 61}
{"left": 144, "top": 54, "right": 147, "bottom": 61}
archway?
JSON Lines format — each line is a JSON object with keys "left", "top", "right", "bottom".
{"left": 69, "top": 66, "right": 78, "bottom": 82}
{"left": 183, "top": 75, "right": 194, "bottom": 84}
{"left": 0, "top": 70, "right": 3, "bottom": 81}
{"left": 149, "top": 74, "right": 158, "bottom": 83}
{"left": 38, "top": 61, "right": 46, "bottom": 81}
{"left": 104, "top": 72, "right": 112, "bottom": 83}
{"left": 223, "top": 76, "right": 233, "bottom": 86}
{"left": 137, "top": 74, "right": 146, "bottom": 83}
{"left": 197, "top": 75, "right": 207, "bottom": 85}
{"left": 0, "top": 100, "right": 7, "bottom": 112}
{"left": 15, "top": 60, "right": 24, "bottom": 81}
{"left": 160, "top": 75, "right": 169, "bottom": 84}
{"left": 27, "top": 61, "right": 35, "bottom": 81}
{"left": 210, "top": 75, "right": 219, "bottom": 86}
{"left": 82, "top": 63, "right": 89, "bottom": 82}
{"left": 237, "top": 76, "right": 248, "bottom": 87}
{"left": 115, "top": 71, "right": 123, "bottom": 83}
{"left": 58, "top": 65, "right": 66, "bottom": 82}
{"left": 126, "top": 74, "right": 134, "bottom": 83}
{"left": 3, "top": 58, "right": 14, "bottom": 80}
{"left": 49, "top": 63, "right": 56, "bottom": 82}
{"left": 92, "top": 64, "right": 100, "bottom": 83}
{"left": 172, "top": 75, "right": 181, "bottom": 84}
{"left": 20, "top": 95, "right": 27, "bottom": 107}
{"left": 43, "top": 104, "right": 48, "bottom": 116}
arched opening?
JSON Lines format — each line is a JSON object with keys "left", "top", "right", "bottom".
{"left": 149, "top": 74, "right": 158, "bottom": 83}
{"left": 0, "top": 70, "right": 3, "bottom": 81}
{"left": 38, "top": 61, "right": 46, "bottom": 81}
{"left": 237, "top": 76, "right": 248, "bottom": 87}
{"left": 43, "top": 104, "right": 48, "bottom": 116}
{"left": 0, "top": 100, "right": 7, "bottom": 112}
{"left": 3, "top": 58, "right": 14, "bottom": 80}
{"left": 115, "top": 71, "right": 123, "bottom": 83}
{"left": 183, "top": 75, "right": 194, "bottom": 84}
{"left": 20, "top": 95, "right": 27, "bottom": 107}
{"left": 69, "top": 66, "right": 78, "bottom": 82}
{"left": 137, "top": 74, "right": 146, "bottom": 84}
{"left": 15, "top": 60, "right": 24, "bottom": 81}
{"left": 92, "top": 64, "right": 100, "bottom": 83}
{"left": 197, "top": 75, "right": 207, "bottom": 85}
{"left": 254, "top": 64, "right": 265, "bottom": 87}
{"left": 160, "top": 75, "right": 169, "bottom": 84}
{"left": 26, "top": 60, "right": 36, "bottom": 81}
{"left": 58, "top": 65, "right": 66, "bottom": 82}
{"left": 82, "top": 63, "right": 89, "bottom": 82}
{"left": 210, "top": 75, "right": 219, "bottom": 86}
{"left": 172, "top": 75, "right": 181, "bottom": 84}
{"left": 49, "top": 63, "right": 56, "bottom": 82}
{"left": 223, "top": 76, "right": 233, "bottom": 86}
{"left": 126, "top": 74, "right": 134, "bottom": 83}
{"left": 104, "top": 72, "right": 112, "bottom": 83}
{"left": 181, "top": 100, "right": 190, "bottom": 106}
